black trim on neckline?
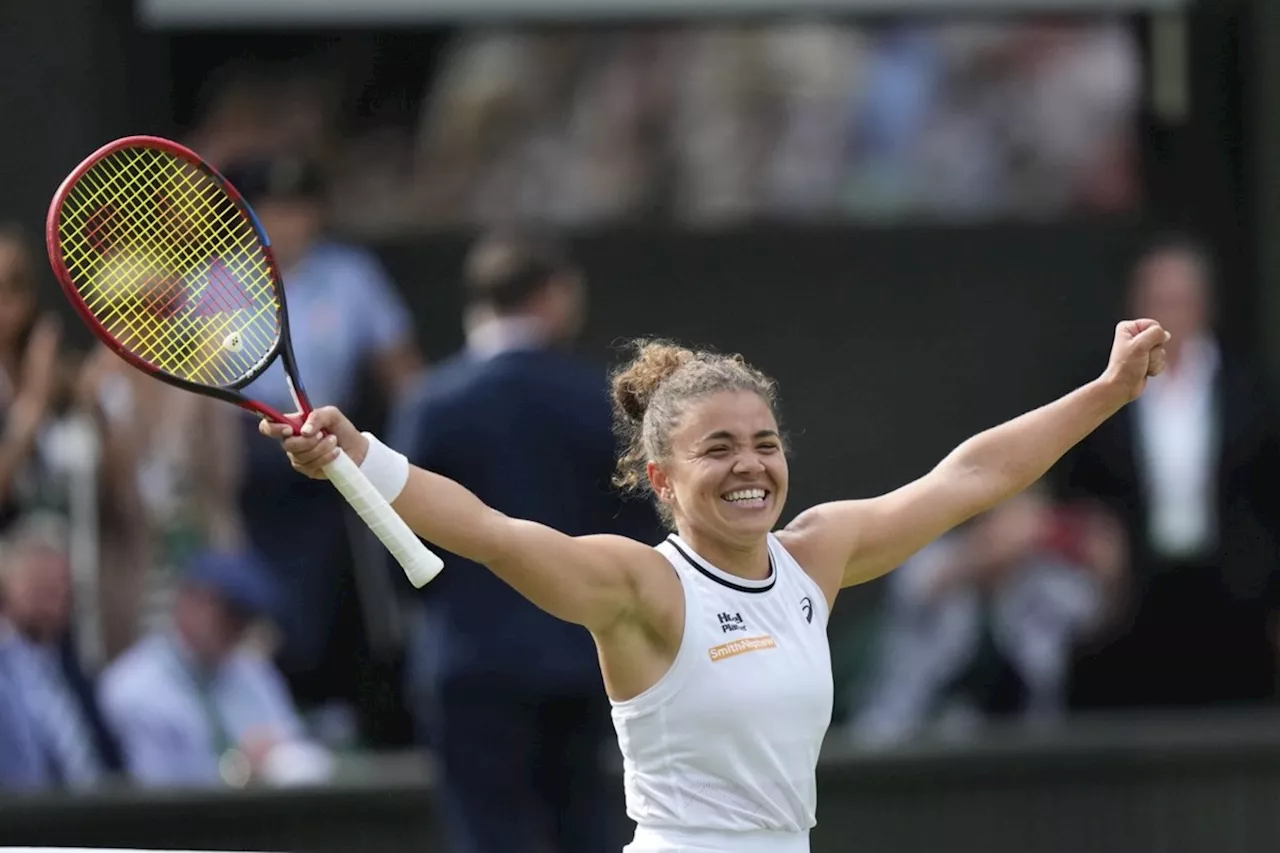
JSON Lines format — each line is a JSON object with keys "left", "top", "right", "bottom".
{"left": 666, "top": 536, "right": 776, "bottom": 594}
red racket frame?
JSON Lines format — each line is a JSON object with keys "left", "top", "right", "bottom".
{"left": 46, "top": 134, "right": 311, "bottom": 431}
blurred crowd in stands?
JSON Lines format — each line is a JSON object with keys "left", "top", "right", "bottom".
{"left": 6, "top": 11, "right": 1280, "bottom": 853}
{"left": 187, "top": 17, "right": 1142, "bottom": 238}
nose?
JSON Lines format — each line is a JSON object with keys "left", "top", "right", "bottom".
{"left": 732, "top": 452, "right": 766, "bottom": 475}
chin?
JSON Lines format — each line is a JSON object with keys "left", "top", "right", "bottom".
{"left": 716, "top": 503, "right": 783, "bottom": 540}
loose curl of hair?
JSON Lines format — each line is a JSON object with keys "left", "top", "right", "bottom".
{"left": 610, "top": 339, "right": 780, "bottom": 529}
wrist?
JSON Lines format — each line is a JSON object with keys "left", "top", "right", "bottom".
{"left": 1089, "top": 373, "right": 1131, "bottom": 413}
{"left": 359, "top": 432, "right": 409, "bottom": 503}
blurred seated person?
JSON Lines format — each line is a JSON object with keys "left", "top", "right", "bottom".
{"left": 851, "top": 488, "right": 1124, "bottom": 746}
{"left": 216, "top": 156, "right": 423, "bottom": 719}
{"left": 0, "top": 512, "right": 120, "bottom": 788}
{"left": 98, "top": 550, "right": 332, "bottom": 788}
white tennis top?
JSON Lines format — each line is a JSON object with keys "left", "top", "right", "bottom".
{"left": 611, "top": 533, "right": 834, "bottom": 852}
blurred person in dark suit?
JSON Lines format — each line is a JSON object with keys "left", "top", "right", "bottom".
{"left": 217, "top": 157, "right": 423, "bottom": 739}
{"left": 0, "top": 512, "right": 121, "bottom": 789}
{"left": 1057, "top": 235, "right": 1280, "bottom": 708}
{"left": 391, "top": 228, "right": 662, "bottom": 853}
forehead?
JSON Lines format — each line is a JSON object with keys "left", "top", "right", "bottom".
{"left": 672, "top": 391, "right": 777, "bottom": 442}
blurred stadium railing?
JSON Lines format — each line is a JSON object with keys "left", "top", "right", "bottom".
{"left": 5, "top": 713, "right": 1280, "bottom": 853}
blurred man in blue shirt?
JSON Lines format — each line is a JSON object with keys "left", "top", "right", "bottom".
{"left": 99, "top": 549, "right": 330, "bottom": 787}
{"left": 392, "top": 228, "right": 661, "bottom": 853}
{"left": 219, "top": 157, "right": 423, "bottom": 738}
{"left": 0, "top": 513, "right": 117, "bottom": 790}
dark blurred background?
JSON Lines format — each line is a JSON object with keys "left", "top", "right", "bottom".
{"left": 3, "top": 0, "right": 1280, "bottom": 851}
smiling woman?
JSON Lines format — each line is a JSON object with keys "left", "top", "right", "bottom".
{"left": 258, "top": 321, "right": 1171, "bottom": 853}
{"left": 610, "top": 339, "right": 787, "bottom": 545}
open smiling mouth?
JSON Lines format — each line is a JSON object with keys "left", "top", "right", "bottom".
{"left": 721, "top": 488, "right": 770, "bottom": 509}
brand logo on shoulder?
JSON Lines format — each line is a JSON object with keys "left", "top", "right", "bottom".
{"left": 717, "top": 612, "right": 747, "bottom": 633}
{"left": 800, "top": 597, "right": 813, "bottom": 624}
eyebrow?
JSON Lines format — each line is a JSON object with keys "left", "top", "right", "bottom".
{"left": 698, "top": 429, "right": 781, "bottom": 444}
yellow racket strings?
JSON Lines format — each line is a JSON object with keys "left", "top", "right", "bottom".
{"left": 57, "top": 147, "right": 281, "bottom": 387}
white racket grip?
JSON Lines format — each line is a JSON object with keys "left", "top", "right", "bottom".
{"left": 322, "top": 449, "right": 443, "bottom": 588}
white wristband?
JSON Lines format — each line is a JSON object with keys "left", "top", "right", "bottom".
{"left": 359, "top": 432, "right": 410, "bottom": 503}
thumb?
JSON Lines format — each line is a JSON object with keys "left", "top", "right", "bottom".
{"left": 300, "top": 406, "right": 342, "bottom": 437}
{"left": 1132, "top": 323, "right": 1171, "bottom": 351}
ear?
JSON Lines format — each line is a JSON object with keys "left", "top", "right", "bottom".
{"left": 646, "top": 460, "right": 674, "bottom": 505}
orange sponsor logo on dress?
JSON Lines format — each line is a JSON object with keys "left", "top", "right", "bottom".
{"left": 708, "top": 635, "right": 777, "bottom": 662}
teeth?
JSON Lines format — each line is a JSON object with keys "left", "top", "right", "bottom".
{"left": 724, "top": 489, "right": 766, "bottom": 502}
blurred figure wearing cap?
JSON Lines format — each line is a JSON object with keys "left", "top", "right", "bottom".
{"left": 98, "top": 549, "right": 332, "bottom": 788}
{"left": 218, "top": 155, "right": 423, "bottom": 737}
{"left": 390, "top": 228, "right": 660, "bottom": 853}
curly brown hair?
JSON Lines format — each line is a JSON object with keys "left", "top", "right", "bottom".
{"left": 610, "top": 338, "right": 780, "bottom": 529}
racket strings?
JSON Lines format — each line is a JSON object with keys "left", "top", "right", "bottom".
{"left": 63, "top": 156, "right": 273, "bottom": 382}
{"left": 56, "top": 147, "right": 281, "bottom": 387}
{"left": 66, "top": 151, "right": 276, "bottom": 380}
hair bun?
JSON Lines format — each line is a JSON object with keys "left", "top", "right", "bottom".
{"left": 610, "top": 339, "right": 694, "bottom": 426}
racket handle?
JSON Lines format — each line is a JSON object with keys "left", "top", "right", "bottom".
{"left": 322, "top": 449, "right": 444, "bottom": 588}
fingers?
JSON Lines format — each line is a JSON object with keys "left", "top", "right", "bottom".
{"left": 258, "top": 416, "right": 297, "bottom": 440}
{"left": 1148, "top": 346, "right": 1167, "bottom": 376}
{"left": 257, "top": 407, "right": 348, "bottom": 479}
{"left": 1132, "top": 322, "right": 1171, "bottom": 350}
{"left": 288, "top": 433, "right": 339, "bottom": 470}
{"left": 298, "top": 406, "right": 345, "bottom": 438}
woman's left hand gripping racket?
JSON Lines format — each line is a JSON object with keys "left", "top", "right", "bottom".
{"left": 45, "top": 135, "right": 444, "bottom": 588}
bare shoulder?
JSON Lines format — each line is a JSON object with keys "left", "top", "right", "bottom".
{"left": 777, "top": 501, "right": 874, "bottom": 605}
{"left": 582, "top": 533, "right": 683, "bottom": 619}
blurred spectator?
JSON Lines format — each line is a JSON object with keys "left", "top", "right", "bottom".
{"left": 77, "top": 345, "right": 246, "bottom": 659}
{"left": 221, "top": 155, "right": 423, "bottom": 736}
{"left": 0, "top": 226, "right": 71, "bottom": 531}
{"left": 391, "top": 228, "right": 661, "bottom": 853}
{"left": 1058, "top": 236, "right": 1280, "bottom": 708}
{"left": 0, "top": 512, "right": 121, "bottom": 789}
{"left": 0, "top": 621, "right": 48, "bottom": 790}
{"left": 98, "top": 549, "right": 332, "bottom": 788}
{"left": 851, "top": 489, "right": 1123, "bottom": 746}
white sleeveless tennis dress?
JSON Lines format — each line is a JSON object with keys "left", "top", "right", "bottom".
{"left": 610, "top": 532, "right": 834, "bottom": 853}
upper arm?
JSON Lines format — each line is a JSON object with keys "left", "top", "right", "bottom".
{"left": 485, "top": 518, "right": 671, "bottom": 635}
{"left": 786, "top": 461, "right": 990, "bottom": 596}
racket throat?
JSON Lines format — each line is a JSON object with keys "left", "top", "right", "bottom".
{"left": 286, "top": 374, "right": 307, "bottom": 415}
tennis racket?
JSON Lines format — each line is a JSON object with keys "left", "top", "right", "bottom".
{"left": 45, "top": 135, "right": 443, "bottom": 588}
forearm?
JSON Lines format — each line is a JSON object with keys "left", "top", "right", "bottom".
{"left": 391, "top": 464, "right": 511, "bottom": 565}
{"left": 942, "top": 377, "right": 1128, "bottom": 512}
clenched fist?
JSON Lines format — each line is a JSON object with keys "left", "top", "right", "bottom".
{"left": 1101, "top": 319, "right": 1171, "bottom": 403}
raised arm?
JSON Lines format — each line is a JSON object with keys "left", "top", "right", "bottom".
{"left": 260, "top": 409, "right": 663, "bottom": 635}
{"left": 784, "top": 319, "right": 1170, "bottom": 600}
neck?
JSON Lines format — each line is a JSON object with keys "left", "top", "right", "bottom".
{"left": 675, "top": 528, "right": 772, "bottom": 580}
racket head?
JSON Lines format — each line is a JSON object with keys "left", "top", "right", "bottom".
{"left": 46, "top": 135, "right": 309, "bottom": 424}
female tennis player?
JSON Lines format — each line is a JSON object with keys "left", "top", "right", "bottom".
{"left": 263, "top": 318, "right": 1169, "bottom": 853}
